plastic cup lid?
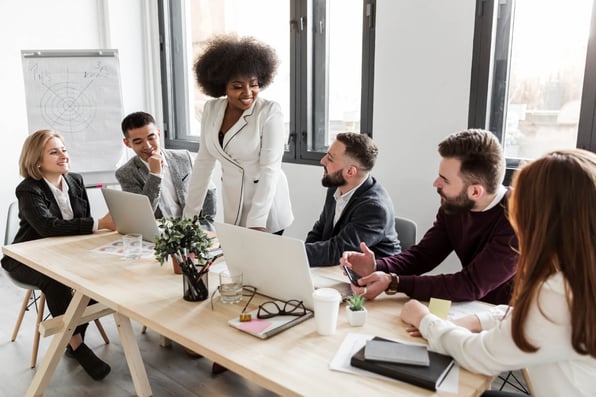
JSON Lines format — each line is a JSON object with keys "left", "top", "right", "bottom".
{"left": 312, "top": 287, "right": 341, "bottom": 302}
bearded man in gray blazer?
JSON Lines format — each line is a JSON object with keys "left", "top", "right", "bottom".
{"left": 116, "top": 111, "right": 216, "bottom": 223}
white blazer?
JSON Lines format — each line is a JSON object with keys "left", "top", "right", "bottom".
{"left": 184, "top": 97, "right": 294, "bottom": 233}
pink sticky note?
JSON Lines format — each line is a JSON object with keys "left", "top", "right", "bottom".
{"left": 237, "top": 319, "right": 272, "bottom": 334}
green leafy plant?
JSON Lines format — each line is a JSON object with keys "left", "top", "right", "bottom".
{"left": 347, "top": 293, "right": 366, "bottom": 311}
{"left": 153, "top": 215, "right": 213, "bottom": 266}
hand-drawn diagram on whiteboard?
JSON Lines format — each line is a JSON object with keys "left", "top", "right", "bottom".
{"left": 21, "top": 50, "right": 125, "bottom": 174}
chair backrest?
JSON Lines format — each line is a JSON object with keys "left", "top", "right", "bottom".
{"left": 3, "top": 201, "right": 39, "bottom": 291}
{"left": 395, "top": 216, "right": 417, "bottom": 251}
{"left": 5, "top": 201, "right": 20, "bottom": 245}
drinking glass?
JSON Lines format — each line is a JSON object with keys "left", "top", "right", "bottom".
{"left": 219, "top": 271, "right": 243, "bottom": 303}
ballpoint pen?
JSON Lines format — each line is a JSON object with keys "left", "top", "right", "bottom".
{"left": 196, "top": 260, "right": 213, "bottom": 280}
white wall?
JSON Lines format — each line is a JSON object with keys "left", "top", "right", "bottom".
{"left": 372, "top": 0, "right": 476, "bottom": 273}
{"left": 0, "top": 0, "right": 150, "bottom": 242}
{"left": 1, "top": 0, "right": 477, "bottom": 277}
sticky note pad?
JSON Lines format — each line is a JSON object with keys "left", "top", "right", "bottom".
{"left": 428, "top": 297, "right": 451, "bottom": 319}
{"left": 237, "top": 319, "right": 272, "bottom": 334}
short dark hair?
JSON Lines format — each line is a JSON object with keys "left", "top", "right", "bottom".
{"left": 335, "top": 132, "right": 378, "bottom": 172}
{"left": 438, "top": 129, "right": 504, "bottom": 194}
{"left": 121, "top": 112, "right": 156, "bottom": 138}
{"left": 194, "top": 35, "right": 278, "bottom": 98}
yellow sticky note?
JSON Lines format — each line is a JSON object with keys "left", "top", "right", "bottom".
{"left": 428, "top": 297, "right": 451, "bottom": 320}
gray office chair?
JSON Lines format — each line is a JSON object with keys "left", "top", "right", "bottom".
{"left": 4, "top": 201, "right": 109, "bottom": 368}
{"left": 394, "top": 216, "right": 417, "bottom": 251}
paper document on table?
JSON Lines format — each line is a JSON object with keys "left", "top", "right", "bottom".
{"left": 449, "top": 301, "right": 494, "bottom": 320}
{"left": 330, "top": 333, "right": 459, "bottom": 394}
{"left": 91, "top": 239, "right": 154, "bottom": 259}
{"left": 311, "top": 273, "right": 352, "bottom": 300}
{"left": 208, "top": 260, "right": 228, "bottom": 274}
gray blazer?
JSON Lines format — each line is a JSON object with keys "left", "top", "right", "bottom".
{"left": 115, "top": 149, "right": 216, "bottom": 221}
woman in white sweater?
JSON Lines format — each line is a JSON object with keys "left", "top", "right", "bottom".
{"left": 401, "top": 149, "right": 596, "bottom": 397}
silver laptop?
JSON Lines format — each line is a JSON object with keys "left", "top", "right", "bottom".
{"left": 214, "top": 222, "right": 352, "bottom": 310}
{"left": 101, "top": 188, "right": 161, "bottom": 242}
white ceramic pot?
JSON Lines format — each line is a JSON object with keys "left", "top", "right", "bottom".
{"left": 346, "top": 306, "right": 367, "bottom": 326}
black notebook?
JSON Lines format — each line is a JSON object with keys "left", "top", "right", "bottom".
{"left": 351, "top": 337, "right": 455, "bottom": 391}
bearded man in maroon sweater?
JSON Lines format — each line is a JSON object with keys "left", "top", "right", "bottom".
{"left": 341, "top": 129, "right": 518, "bottom": 305}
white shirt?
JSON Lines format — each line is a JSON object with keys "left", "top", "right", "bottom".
{"left": 482, "top": 184, "right": 507, "bottom": 212}
{"left": 44, "top": 176, "right": 99, "bottom": 231}
{"left": 419, "top": 272, "right": 596, "bottom": 397}
{"left": 333, "top": 177, "right": 368, "bottom": 226}
{"left": 143, "top": 153, "right": 181, "bottom": 218}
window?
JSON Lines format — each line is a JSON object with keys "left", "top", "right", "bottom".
{"left": 469, "top": 0, "right": 596, "bottom": 175}
{"left": 158, "top": 0, "right": 376, "bottom": 164}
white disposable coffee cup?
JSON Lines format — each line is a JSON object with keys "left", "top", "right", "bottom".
{"left": 312, "top": 288, "right": 342, "bottom": 335}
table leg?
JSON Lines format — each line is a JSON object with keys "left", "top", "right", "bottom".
{"left": 113, "top": 312, "right": 152, "bottom": 397}
{"left": 26, "top": 290, "right": 90, "bottom": 397}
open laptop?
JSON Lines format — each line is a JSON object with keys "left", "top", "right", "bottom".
{"left": 101, "top": 188, "right": 161, "bottom": 242}
{"left": 214, "top": 222, "right": 352, "bottom": 310}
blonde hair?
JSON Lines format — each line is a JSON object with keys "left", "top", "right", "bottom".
{"left": 509, "top": 149, "right": 596, "bottom": 357}
{"left": 19, "top": 130, "right": 65, "bottom": 180}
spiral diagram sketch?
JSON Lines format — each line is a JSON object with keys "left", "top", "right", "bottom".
{"left": 39, "top": 80, "right": 97, "bottom": 133}
{"left": 22, "top": 51, "right": 124, "bottom": 174}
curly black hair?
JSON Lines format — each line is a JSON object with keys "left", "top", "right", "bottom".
{"left": 194, "top": 34, "right": 279, "bottom": 98}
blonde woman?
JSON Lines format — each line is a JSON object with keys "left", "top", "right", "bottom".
{"left": 1, "top": 130, "right": 115, "bottom": 380}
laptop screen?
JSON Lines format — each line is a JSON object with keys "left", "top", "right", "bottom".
{"left": 101, "top": 188, "right": 161, "bottom": 242}
{"left": 214, "top": 222, "right": 317, "bottom": 309}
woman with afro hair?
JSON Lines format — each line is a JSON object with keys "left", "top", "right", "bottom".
{"left": 184, "top": 34, "right": 293, "bottom": 235}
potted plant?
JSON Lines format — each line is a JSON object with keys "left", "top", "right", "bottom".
{"left": 346, "top": 293, "right": 367, "bottom": 326}
{"left": 154, "top": 215, "right": 213, "bottom": 274}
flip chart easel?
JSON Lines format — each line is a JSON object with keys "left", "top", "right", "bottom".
{"left": 21, "top": 49, "right": 125, "bottom": 186}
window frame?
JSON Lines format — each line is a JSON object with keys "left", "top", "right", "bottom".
{"left": 468, "top": 0, "right": 596, "bottom": 182}
{"left": 158, "top": 0, "right": 376, "bottom": 165}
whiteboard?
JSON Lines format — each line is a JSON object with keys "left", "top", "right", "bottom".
{"left": 21, "top": 50, "right": 125, "bottom": 182}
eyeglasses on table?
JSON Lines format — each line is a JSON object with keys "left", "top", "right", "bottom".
{"left": 257, "top": 299, "right": 307, "bottom": 319}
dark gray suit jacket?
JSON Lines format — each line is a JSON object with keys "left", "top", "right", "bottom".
{"left": 305, "top": 175, "right": 401, "bottom": 267}
{"left": 1, "top": 173, "right": 94, "bottom": 272}
{"left": 115, "top": 149, "right": 216, "bottom": 221}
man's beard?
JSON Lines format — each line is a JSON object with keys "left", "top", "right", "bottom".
{"left": 322, "top": 169, "right": 347, "bottom": 188}
{"left": 437, "top": 186, "right": 475, "bottom": 214}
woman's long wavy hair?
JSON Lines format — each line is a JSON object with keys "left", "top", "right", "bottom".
{"left": 508, "top": 149, "right": 596, "bottom": 357}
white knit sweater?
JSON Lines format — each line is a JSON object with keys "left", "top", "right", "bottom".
{"left": 419, "top": 273, "right": 596, "bottom": 397}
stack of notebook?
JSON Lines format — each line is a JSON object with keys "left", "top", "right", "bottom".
{"left": 350, "top": 336, "right": 455, "bottom": 391}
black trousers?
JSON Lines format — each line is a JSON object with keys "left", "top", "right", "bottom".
{"left": 8, "top": 264, "right": 89, "bottom": 337}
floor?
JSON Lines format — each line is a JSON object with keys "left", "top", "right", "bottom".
{"left": 0, "top": 271, "right": 529, "bottom": 397}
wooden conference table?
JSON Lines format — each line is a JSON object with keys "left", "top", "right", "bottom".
{"left": 3, "top": 231, "right": 492, "bottom": 397}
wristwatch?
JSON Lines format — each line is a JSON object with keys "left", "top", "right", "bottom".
{"left": 385, "top": 273, "right": 399, "bottom": 295}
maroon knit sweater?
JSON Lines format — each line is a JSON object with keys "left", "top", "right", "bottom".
{"left": 377, "top": 192, "right": 518, "bottom": 304}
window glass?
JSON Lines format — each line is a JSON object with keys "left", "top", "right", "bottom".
{"left": 188, "top": 0, "right": 290, "bottom": 139}
{"left": 160, "top": 0, "right": 375, "bottom": 164}
{"left": 502, "top": 0, "right": 592, "bottom": 160}
{"left": 326, "top": 0, "right": 362, "bottom": 144}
